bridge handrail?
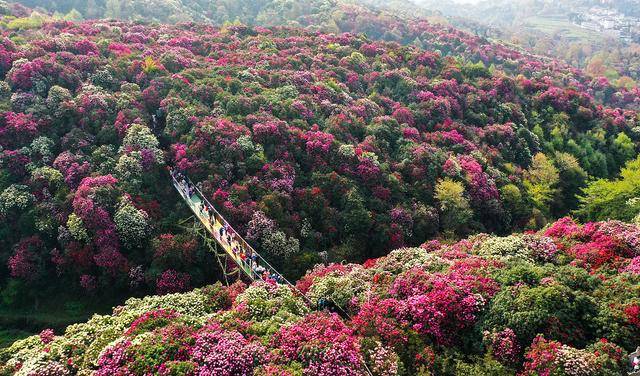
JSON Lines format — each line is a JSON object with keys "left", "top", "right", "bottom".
{"left": 170, "top": 171, "right": 305, "bottom": 298}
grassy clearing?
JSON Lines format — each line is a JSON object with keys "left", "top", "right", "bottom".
{"left": 522, "top": 15, "right": 605, "bottom": 42}
{"left": 0, "top": 294, "right": 124, "bottom": 348}
{"left": 0, "top": 328, "right": 33, "bottom": 348}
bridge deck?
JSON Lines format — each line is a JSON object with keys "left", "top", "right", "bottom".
{"left": 170, "top": 172, "right": 294, "bottom": 288}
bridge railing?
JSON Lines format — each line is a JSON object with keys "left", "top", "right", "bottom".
{"left": 169, "top": 170, "right": 307, "bottom": 302}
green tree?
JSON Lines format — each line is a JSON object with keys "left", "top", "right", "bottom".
{"left": 341, "top": 189, "right": 372, "bottom": 239}
{"left": 105, "top": 0, "right": 122, "bottom": 19}
{"left": 435, "top": 178, "right": 472, "bottom": 236}
{"left": 85, "top": 0, "right": 100, "bottom": 19}
{"left": 576, "top": 155, "right": 640, "bottom": 221}
{"left": 64, "top": 9, "right": 83, "bottom": 21}
{"left": 524, "top": 153, "right": 559, "bottom": 216}
{"left": 551, "top": 152, "right": 587, "bottom": 216}
{"left": 500, "top": 183, "right": 530, "bottom": 225}
{"left": 484, "top": 280, "right": 598, "bottom": 348}
{"left": 365, "top": 116, "right": 402, "bottom": 153}
{"left": 612, "top": 132, "right": 635, "bottom": 167}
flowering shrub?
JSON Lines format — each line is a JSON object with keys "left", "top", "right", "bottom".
{"left": 522, "top": 234, "right": 558, "bottom": 263}
{"left": 156, "top": 269, "right": 191, "bottom": 295}
{"left": 114, "top": 198, "right": 150, "bottom": 249}
{"left": 393, "top": 269, "right": 498, "bottom": 345}
{"left": 1, "top": 4, "right": 638, "bottom": 303}
{"left": 235, "top": 282, "right": 308, "bottom": 321}
{"left": 125, "top": 309, "right": 179, "bottom": 336}
{"left": 272, "top": 312, "right": 366, "bottom": 376}
{"left": 0, "top": 184, "right": 34, "bottom": 216}
{"left": 483, "top": 328, "right": 520, "bottom": 364}
{"left": 18, "top": 360, "right": 72, "bottom": 376}
{"left": 7, "top": 236, "right": 43, "bottom": 281}
{"left": 79, "top": 274, "right": 96, "bottom": 292}
{"left": 95, "top": 340, "right": 133, "bottom": 376}
{"left": 1, "top": 218, "right": 638, "bottom": 375}
{"left": 305, "top": 264, "right": 370, "bottom": 309}
{"left": 38, "top": 329, "right": 54, "bottom": 345}
{"left": 520, "top": 336, "right": 623, "bottom": 376}
{"left": 622, "top": 256, "right": 640, "bottom": 274}
{"left": 474, "top": 234, "right": 530, "bottom": 261}
{"left": 191, "top": 323, "right": 267, "bottom": 375}
{"left": 0, "top": 3, "right": 638, "bottom": 373}
{"left": 52, "top": 151, "right": 91, "bottom": 189}
{"left": 352, "top": 297, "right": 410, "bottom": 346}
{"left": 366, "top": 341, "right": 401, "bottom": 376}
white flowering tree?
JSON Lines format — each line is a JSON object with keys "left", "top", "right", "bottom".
{"left": 0, "top": 184, "right": 35, "bottom": 217}
{"left": 114, "top": 198, "right": 150, "bottom": 249}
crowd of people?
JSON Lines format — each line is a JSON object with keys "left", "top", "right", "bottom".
{"left": 170, "top": 168, "right": 285, "bottom": 284}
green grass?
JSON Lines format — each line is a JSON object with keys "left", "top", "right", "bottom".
{"left": 0, "top": 294, "right": 124, "bottom": 349}
{"left": 0, "top": 328, "right": 33, "bottom": 348}
{"left": 0, "top": 306, "right": 94, "bottom": 333}
{"left": 522, "top": 15, "right": 605, "bottom": 42}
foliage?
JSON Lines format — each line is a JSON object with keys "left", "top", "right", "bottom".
{"left": 0, "top": 1, "right": 639, "bottom": 303}
{"left": 577, "top": 155, "right": 640, "bottom": 222}
{"left": 1, "top": 217, "right": 638, "bottom": 375}
{"left": 114, "top": 197, "right": 150, "bottom": 249}
{"left": 435, "top": 178, "right": 472, "bottom": 235}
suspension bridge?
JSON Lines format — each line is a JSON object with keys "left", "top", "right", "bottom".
{"left": 170, "top": 170, "right": 310, "bottom": 301}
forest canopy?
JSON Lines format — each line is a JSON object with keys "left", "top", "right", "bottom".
{"left": 0, "top": 1, "right": 638, "bottom": 374}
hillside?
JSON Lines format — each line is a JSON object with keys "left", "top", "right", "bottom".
{"left": 8, "top": 0, "right": 439, "bottom": 26}
{"left": 7, "top": 0, "right": 640, "bottom": 106}
{"left": 8, "top": 0, "right": 345, "bottom": 26}
{"left": 9, "top": 0, "right": 640, "bottom": 89}
{"left": 1, "top": 0, "right": 640, "bottom": 309}
{"left": 2, "top": 217, "right": 640, "bottom": 375}
{"left": 0, "top": 0, "right": 638, "bottom": 374}
{"left": 415, "top": 0, "right": 640, "bottom": 85}
{"left": 7, "top": 0, "right": 640, "bottom": 87}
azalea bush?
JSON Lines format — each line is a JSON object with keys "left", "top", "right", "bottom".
{"left": 1, "top": 0, "right": 640, "bottom": 325}
{"left": 2, "top": 217, "right": 638, "bottom": 375}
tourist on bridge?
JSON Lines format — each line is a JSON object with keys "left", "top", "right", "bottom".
{"left": 268, "top": 272, "right": 283, "bottom": 284}
{"left": 254, "top": 264, "right": 266, "bottom": 277}
{"left": 184, "top": 181, "right": 193, "bottom": 198}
